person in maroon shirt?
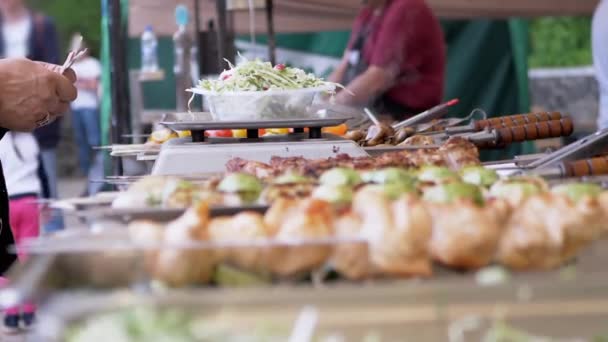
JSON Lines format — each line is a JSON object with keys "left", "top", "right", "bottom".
{"left": 329, "top": 0, "right": 446, "bottom": 120}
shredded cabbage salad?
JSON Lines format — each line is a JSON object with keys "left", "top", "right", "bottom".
{"left": 66, "top": 307, "right": 290, "bottom": 342}
{"left": 198, "top": 59, "right": 337, "bottom": 93}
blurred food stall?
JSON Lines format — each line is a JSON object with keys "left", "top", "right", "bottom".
{"left": 4, "top": 0, "right": 608, "bottom": 340}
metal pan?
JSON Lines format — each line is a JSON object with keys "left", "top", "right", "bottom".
{"left": 47, "top": 192, "right": 120, "bottom": 211}
{"left": 363, "top": 144, "right": 443, "bottom": 156}
{"left": 67, "top": 204, "right": 270, "bottom": 223}
{"left": 161, "top": 112, "right": 351, "bottom": 131}
{"left": 29, "top": 240, "right": 608, "bottom": 341}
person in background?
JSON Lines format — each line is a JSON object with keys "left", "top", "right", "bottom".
{"left": 69, "top": 34, "right": 104, "bottom": 195}
{"left": 328, "top": 0, "right": 445, "bottom": 120}
{"left": 0, "top": 127, "right": 41, "bottom": 333}
{"left": 593, "top": 0, "right": 608, "bottom": 130}
{"left": 0, "top": 58, "right": 76, "bottom": 333}
{"left": 0, "top": 0, "right": 64, "bottom": 232}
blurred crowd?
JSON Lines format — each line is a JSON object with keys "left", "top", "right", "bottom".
{"left": 0, "top": 0, "right": 99, "bottom": 331}
{"left": 0, "top": 0, "right": 102, "bottom": 237}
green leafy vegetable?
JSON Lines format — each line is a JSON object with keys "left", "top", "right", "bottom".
{"left": 67, "top": 307, "right": 289, "bottom": 342}
{"left": 423, "top": 182, "right": 484, "bottom": 206}
{"left": 320, "top": 168, "right": 363, "bottom": 187}
{"left": 551, "top": 183, "right": 602, "bottom": 203}
{"left": 198, "top": 58, "right": 338, "bottom": 93}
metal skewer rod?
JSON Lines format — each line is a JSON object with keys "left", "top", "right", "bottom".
{"left": 364, "top": 107, "right": 382, "bottom": 126}
{"left": 288, "top": 306, "right": 319, "bottom": 342}
{"left": 392, "top": 98, "right": 459, "bottom": 130}
{"left": 61, "top": 35, "right": 87, "bottom": 74}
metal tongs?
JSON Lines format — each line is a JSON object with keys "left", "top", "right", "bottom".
{"left": 36, "top": 36, "right": 87, "bottom": 128}
{"left": 60, "top": 35, "right": 87, "bottom": 74}
{"left": 523, "top": 128, "right": 608, "bottom": 170}
{"left": 420, "top": 111, "right": 564, "bottom": 139}
{"left": 392, "top": 98, "right": 460, "bottom": 130}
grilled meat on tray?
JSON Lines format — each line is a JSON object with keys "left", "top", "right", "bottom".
{"left": 226, "top": 137, "right": 480, "bottom": 178}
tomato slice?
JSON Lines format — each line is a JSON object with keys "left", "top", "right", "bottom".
{"left": 205, "top": 129, "right": 233, "bottom": 138}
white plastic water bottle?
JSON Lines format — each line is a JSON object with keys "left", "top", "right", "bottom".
{"left": 141, "top": 25, "right": 159, "bottom": 72}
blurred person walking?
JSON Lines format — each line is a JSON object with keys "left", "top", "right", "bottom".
{"left": 69, "top": 34, "right": 104, "bottom": 195}
{"left": 0, "top": 0, "right": 65, "bottom": 233}
{"left": 0, "top": 0, "right": 63, "bottom": 332}
{"left": 0, "top": 131, "right": 41, "bottom": 333}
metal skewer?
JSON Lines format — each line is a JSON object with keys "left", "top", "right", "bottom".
{"left": 288, "top": 306, "right": 319, "bottom": 342}
{"left": 60, "top": 35, "right": 87, "bottom": 74}
{"left": 363, "top": 107, "right": 382, "bottom": 126}
{"left": 392, "top": 98, "right": 459, "bottom": 130}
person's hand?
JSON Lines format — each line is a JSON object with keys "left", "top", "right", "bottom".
{"left": 0, "top": 58, "right": 77, "bottom": 131}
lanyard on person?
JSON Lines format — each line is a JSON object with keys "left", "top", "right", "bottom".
{"left": 9, "top": 132, "right": 24, "bottom": 161}
{"left": 348, "top": 20, "right": 374, "bottom": 67}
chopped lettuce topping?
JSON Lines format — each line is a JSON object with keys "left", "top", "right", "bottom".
{"left": 198, "top": 58, "right": 338, "bottom": 93}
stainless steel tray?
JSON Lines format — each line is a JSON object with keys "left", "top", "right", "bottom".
{"left": 151, "top": 139, "right": 369, "bottom": 175}
{"left": 47, "top": 192, "right": 120, "bottom": 211}
{"left": 2, "top": 236, "right": 368, "bottom": 307}
{"left": 7, "top": 239, "right": 608, "bottom": 297}
{"left": 79, "top": 204, "right": 269, "bottom": 222}
{"left": 363, "top": 145, "right": 442, "bottom": 156}
{"left": 97, "top": 143, "right": 161, "bottom": 157}
{"left": 160, "top": 112, "right": 351, "bottom": 131}
{"left": 162, "top": 133, "right": 349, "bottom": 145}
{"left": 99, "top": 173, "right": 223, "bottom": 183}
{"left": 36, "top": 268, "right": 608, "bottom": 341}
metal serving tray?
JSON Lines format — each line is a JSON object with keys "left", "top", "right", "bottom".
{"left": 97, "top": 143, "right": 161, "bottom": 157}
{"left": 363, "top": 145, "right": 442, "bottom": 156}
{"left": 1, "top": 235, "right": 368, "bottom": 310}
{"left": 151, "top": 139, "right": 369, "bottom": 175}
{"left": 162, "top": 117, "right": 351, "bottom": 131}
{"left": 47, "top": 192, "right": 120, "bottom": 211}
{"left": 35, "top": 266, "right": 608, "bottom": 341}
{"left": 6, "top": 238, "right": 608, "bottom": 299}
{"left": 79, "top": 204, "right": 269, "bottom": 223}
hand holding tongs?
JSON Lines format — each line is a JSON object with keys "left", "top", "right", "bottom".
{"left": 60, "top": 34, "right": 87, "bottom": 75}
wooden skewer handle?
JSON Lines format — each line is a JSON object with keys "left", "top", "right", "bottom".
{"left": 495, "top": 117, "right": 574, "bottom": 144}
{"left": 563, "top": 156, "right": 608, "bottom": 177}
{"left": 425, "top": 112, "right": 563, "bottom": 133}
{"left": 475, "top": 112, "right": 563, "bottom": 130}
{"left": 477, "top": 118, "right": 574, "bottom": 149}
